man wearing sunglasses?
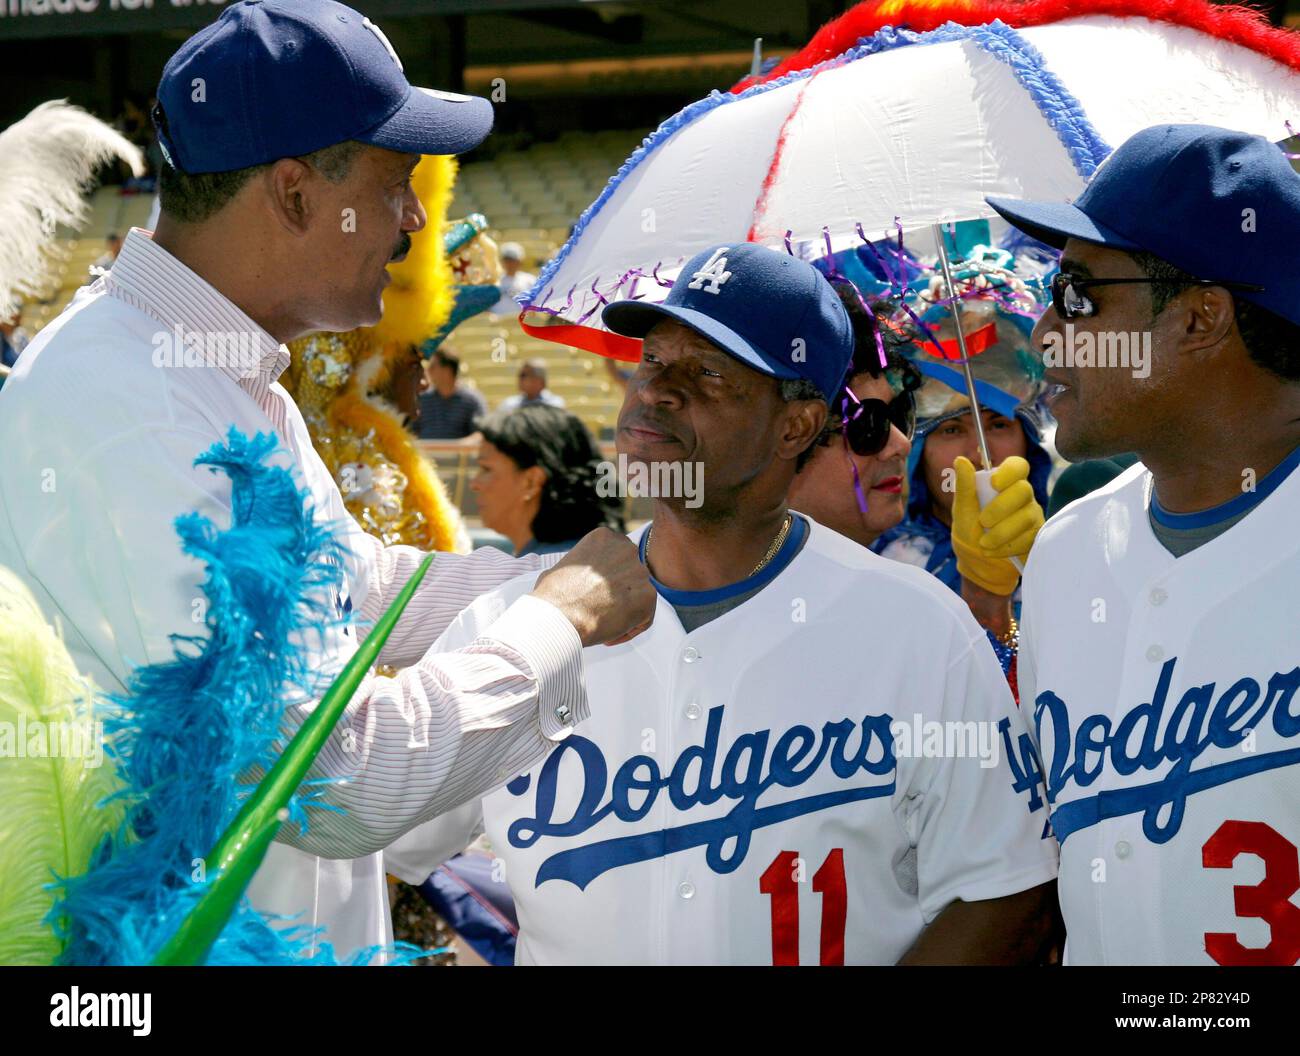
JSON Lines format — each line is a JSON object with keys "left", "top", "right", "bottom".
{"left": 986, "top": 124, "right": 1300, "bottom": 965}
{"left": 385, "top": 242, "right": 1057, "bottom": 964}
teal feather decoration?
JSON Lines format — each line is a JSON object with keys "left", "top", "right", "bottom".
{"left": 51, "top": 429, "right": 421, "bottom": 965}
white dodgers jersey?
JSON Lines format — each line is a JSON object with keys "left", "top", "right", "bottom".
{"left": 389, "top": 518, "right": 1056, "bottom": 964}
{"left": 1019, "top": 462, "right": 1300, "bottom": 965}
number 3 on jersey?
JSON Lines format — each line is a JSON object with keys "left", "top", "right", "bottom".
{"left": 759, "top": 850, "right": 846, "bottom": 966}
{"left": 1202, "top": 820, "right": 1300, "bottom": 966}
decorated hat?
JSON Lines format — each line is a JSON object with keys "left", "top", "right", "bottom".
{"left": 816, "top": 220, "right": 1056, "bottom": 430}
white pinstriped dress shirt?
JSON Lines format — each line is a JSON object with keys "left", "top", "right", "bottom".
{"left": 0, "top": 229, "right": 589, "bottom": 960}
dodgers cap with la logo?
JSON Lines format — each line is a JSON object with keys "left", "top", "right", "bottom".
{"left": 153, "top": 0, "right": 494, "bottom": 175}
{"left": 988, "top": 124, "right": 1300, "bottom": 326}
{"left": 602, "top": 242, "right": 854, "bottom": 402}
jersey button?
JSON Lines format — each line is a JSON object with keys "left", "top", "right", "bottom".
{"left": 1115, "top": 840, "right": 1132, "bottom": 859}
{"left": 677, "top": 881, "right": 696, "bottom": 900}
{"left": 1145, "top": 645, "right": 1164, "bottom": 663}
{"left": 683, "top": 646, "right": 701, "bottom": 663}
{"left": 685, "top": 701, "right": 702, "bottom": 720}
{"left": 1149, "top": 587, "right": 1168, "bottom": 605}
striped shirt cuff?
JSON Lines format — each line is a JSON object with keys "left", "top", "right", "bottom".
{"left": 480, "top": 593, "right": 588, "bottom": 741}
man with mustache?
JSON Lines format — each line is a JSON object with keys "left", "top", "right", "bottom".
{"left": 385, "top": 242, "right": 1057, "bottom": 964}
{"left": 0, "top": 1, "right": 654, "bottom": 959}
{"left": 987, "top": 124, "right": 1300, "bottom": 964}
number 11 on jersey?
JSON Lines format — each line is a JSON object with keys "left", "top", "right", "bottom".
{"left": 759, "top": 850, "right": 847, "bottom": 966}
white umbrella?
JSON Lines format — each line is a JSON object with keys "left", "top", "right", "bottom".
{"left": 520, "top": 4, "right": 1300, "bottom": 354}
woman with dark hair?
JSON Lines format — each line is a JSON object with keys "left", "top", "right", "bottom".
{"left": 788, "top": 282, "right": 922, "bottom": 548}
{"left": 427, "top": 403, "right": 624, "bottom": 964}
{"left": 472, "top": 403, "right": 624, "bottom": 556}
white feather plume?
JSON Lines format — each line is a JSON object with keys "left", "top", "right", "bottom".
{"left": 0, "top": 100, "right": 145, "bottom": 318}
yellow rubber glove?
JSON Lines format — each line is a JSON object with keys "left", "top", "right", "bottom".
{"left": 951, "top": 455, "right": 1045, "bottom": 595}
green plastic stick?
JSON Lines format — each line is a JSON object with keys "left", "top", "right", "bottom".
{"left": 153, "top": 554, "right": 435, "bottom": 966}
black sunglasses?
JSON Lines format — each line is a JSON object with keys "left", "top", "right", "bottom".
{"left": 832, "top": 389, "right": 916, "bottom": 457}
{"left": 1051, "top": 272, "right": 1266, "bottom": 321}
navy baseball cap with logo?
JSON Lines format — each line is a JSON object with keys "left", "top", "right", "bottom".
{"left": 602, "top": 242, "right": 854, "bottom": 403}
{"left": 987, "top": 124, "right": 1300, "bottom": 326}
{"left": 154, "top": 0, "right": 494, "bottom": 174}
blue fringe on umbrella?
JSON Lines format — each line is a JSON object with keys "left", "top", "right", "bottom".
{"left": 52, "top": 429, "right": 423, "bottom": 965}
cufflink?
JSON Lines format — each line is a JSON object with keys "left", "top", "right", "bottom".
{"left": 555, "top": 703, "right": 573, "bottom": 725}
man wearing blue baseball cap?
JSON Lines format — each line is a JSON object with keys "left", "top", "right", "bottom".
{"left": 149, "top": 0, "right": 495, "bottom": 334}
{"left": 0, "top": 0, "right": 656, "bottom": 961}
{"left": 384, "top": 242, "right": 1058, "bottom": 964}
{"left": 985, "top": 124, "right": 1300, "bottom": 965}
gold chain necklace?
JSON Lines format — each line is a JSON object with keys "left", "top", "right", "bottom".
{"left": 645, "top": 512, "right": 793, "bottom": 579}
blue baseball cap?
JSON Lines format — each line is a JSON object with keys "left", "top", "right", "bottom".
{"left": 154, "top": 0, "right": 493, "bottom": 174}
{"left": 602, "top": 242, "right": 854, "bottom": 402}
{"left": 987, "top": 124, "right": 1300, "bottom": 325}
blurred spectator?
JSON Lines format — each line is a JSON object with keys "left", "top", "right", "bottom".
{"left": 490, "top": 241, "right": 537, "bottom": 317}
{"left": 87, "top": 233, "right": 123, "bottom": 282}
{"left": 114, "top": 95, "right": 159, "bottom": 194}
{"left": 603, "top": 355, "right": 634, "bottom": 392}
{"left": 382, "top": 343, "right": 428, "bottom": 429}
{"left": 115, "top": 95, "right": 152, "bottom": 145}
{"left": 417, "top": 347, "right": 487, "bottom": 439}
{"left": 471, "top": 404, "right": 623, "bottom": 556}
{"left": 500, "top": 358, "right": 565, "bottom": 411}
{"left": 1, "top": 311, "right": 30, "bottom": 373}
{"left": 95, "top": 233, "right": 123, "bottom": 270}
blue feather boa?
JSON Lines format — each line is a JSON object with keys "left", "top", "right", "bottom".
{"left": 53, "top": 429, "right": 421, "bottom": 965}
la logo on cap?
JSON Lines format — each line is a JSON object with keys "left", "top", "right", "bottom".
{"left": 687, "top": 247, "right": 732, "bottom": 295}
{"left": 363, "top": 17, "right": 403, "bottom": 72}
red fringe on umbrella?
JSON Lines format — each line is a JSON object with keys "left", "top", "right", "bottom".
{"left": 732, "top": 0, "right": 1300, "bottom": 93}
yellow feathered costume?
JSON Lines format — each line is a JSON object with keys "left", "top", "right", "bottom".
{"left": 284, "top": 155, "right": 468, "bottom": 553}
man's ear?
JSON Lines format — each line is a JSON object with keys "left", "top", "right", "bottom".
{"left": 263, "top": 158, "right": 315, "bottom": 236}
{"left": 1178, "top": 285, "right": 1237, "bottom": 355}
{"left": 779, "top": 398, "right": 828, "bottom": 463}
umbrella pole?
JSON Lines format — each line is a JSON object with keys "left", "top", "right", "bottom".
{"left": 931, "top": 223, "right": 991, "bottom": 471}
{"left": 931, "top": 223, "right": 1025, "bottom": 574}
